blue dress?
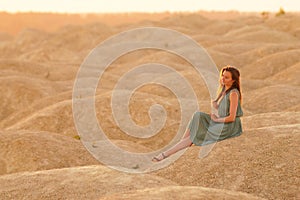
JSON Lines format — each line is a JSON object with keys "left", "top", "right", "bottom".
{"left": 189, "top": 88, "right": 243, "bottom": 146}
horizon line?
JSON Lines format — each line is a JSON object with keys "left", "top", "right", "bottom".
{"left": 1, "top": 8, "right": 298, "bottom": 15}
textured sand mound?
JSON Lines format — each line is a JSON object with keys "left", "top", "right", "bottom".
{"left": 235, "top": 43, "right": 300, "bottom": 69}
{"left": 242, "top": 112, "right": 300, "bottom": 130}
{"left": 0, "top": 76, "right": 59, "bottom": 121}
{"left": 0, "top": 129, "right": 157, "bottom": 175}
{"left": 99, "top": 186, "right": 266, "bottom": 200}
{"left": 153, "top": 124, "right": 299, "bottom": 200}
{"left": 0, "top": 91, "right": 72, "bottom": 129}
{"left": 242, "top": 49, "right": 300, "bottom": 80}
{"left": 5, "top": 99, "right": 76, "bottom": 136}
{"left": 265, "top": 14, "right": 300, "bottom": 33}
{"left": 158, "top": 14, "right": 211, "bottom": 32}
{"left": 209, "top": 43, "right": 261, "bottom": 56}
{"left": 0, "top": 60, "right": 51, "bottom": 79}
{"left": 15, "top": 23, "right": 113, "bottom": 62}
{"left": 10, "top": 29, "right": 48, "bottom": 59}
{"left": 268, "top": 62, "right": 300, "bottom": 85}
{"left": 0, "top": 130, "right": 98, "bottom": 175}
{"left": 0, "top": 165, "right": 178, "bottom": 200}
{"left": 226, "top": 26, "right": 298, "bottom": 43}
{"left": 243, "top": 85, "right": 300, "bottom": 113}
{"left": 202, "top": 20, "right": 244, "bottom": 35}
{"left": 208, "top": 50, "right": 238, "bottom": 68}
{"left": 53, "top": 23, "right": 113, "bottom": 50}
{"left": 224, "top": 25, "right": 266, "bottom": 37}
{"left": 3, "top": 90, "right": 180, "bottom": 139}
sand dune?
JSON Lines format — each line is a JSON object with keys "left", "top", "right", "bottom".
{"left": 0, "top": 91, "right": 72, "bottom": 129}
{"left": 153, "top": 126, "right": 299, "bottom": 200}
{"left": 242, "top": 112, "right": 300, "bottom": 130}
{"left": 0, "top": 130, "right": 98, "bottom": 175}
{"left": 242, "top": 49, "right": 300, "bottom": 79}
{"left": 99, "top": 186, "right": 266, "bottom": 200}
{"left": 243, "top": 85, "right": 300, "bottom": 113}
{"left": 227, "top": 26, "right": 298, "bottom": 43}
{"left": 0, "top": 60, "right": 51, "bottom": 79}
{"left": 265, "top": 14, "right": 300, "bottom": 34}
{"left": 0, "top": 11, "right": 299, "bottom": 199}
{"left": 0, "top": 76, "right": 59, "bottom": 121}
{"left": 268, "top": 62, "right": 300, "bottom": 85}
{"left": 0, "top": 165, "right": 178, "bottom": 199}
{"left": 5, "top": 99, "right": 75, "bottom": 136}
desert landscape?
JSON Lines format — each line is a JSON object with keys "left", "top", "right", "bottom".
{"left": 0, "top": 10, "right": 299, "bottom": 199}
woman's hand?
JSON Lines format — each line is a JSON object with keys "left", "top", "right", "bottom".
{"left": 211, "top": 100, "right": 218, "bottom": 109}
{"left": 211, "top": 91, "right": 239, "bottom": 123}
{"left": 210, "top": 113, "right": 219, "bottom": 122}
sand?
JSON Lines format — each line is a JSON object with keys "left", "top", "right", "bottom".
{"left": 0, "top": 11, "right": 299, "bottom": 199}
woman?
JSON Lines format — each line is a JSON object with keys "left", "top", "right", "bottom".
{"left": 152, "top": 65, "right": 243, "bottom": 162}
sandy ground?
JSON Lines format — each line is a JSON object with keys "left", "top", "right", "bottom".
{"left": 0, "top": 11, "right": 299, "bottom": 199}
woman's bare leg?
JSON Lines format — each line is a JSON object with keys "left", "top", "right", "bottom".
{"left": 183, "top": 128, "right": 190, "bottom": 138}
{"left": 152, "top": 137, "right": 193, "bottom": 162}
{"left": 164, "top": 137, "right": 192, "bottom": 157}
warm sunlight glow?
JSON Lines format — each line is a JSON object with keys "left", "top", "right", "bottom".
{"left": 1, "top": 0, "right": 299, "bottom": 13}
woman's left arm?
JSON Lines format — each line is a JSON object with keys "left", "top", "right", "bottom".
{"left": 211, "top": 91, "right": 238, "bottom": 123}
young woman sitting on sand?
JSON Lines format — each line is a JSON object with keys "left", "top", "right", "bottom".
{"left": 152, "top": 65, "right": 243, "bottom": 162}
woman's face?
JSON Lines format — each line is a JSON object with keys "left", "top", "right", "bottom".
{"left": 221, "top": 70, "right": 234, "bottom": 88}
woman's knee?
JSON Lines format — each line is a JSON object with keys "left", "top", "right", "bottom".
{"left": 193, "top": 111, "right": 201, "bottom": 118}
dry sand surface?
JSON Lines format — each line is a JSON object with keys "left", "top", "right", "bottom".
{"left": 0, "top": 11, "right": 299, "bottom": 199}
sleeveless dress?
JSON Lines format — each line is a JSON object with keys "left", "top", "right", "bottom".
{"left": 189, "top": 88, "right": 243, "bottom": 146}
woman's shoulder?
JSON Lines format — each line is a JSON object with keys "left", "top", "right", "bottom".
{"left": 229, "top": 88, "right": 240, "bottom": 96}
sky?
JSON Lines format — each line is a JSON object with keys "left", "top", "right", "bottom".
{"left": 0, "top": 0, "right": 299, "bottom": 13}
